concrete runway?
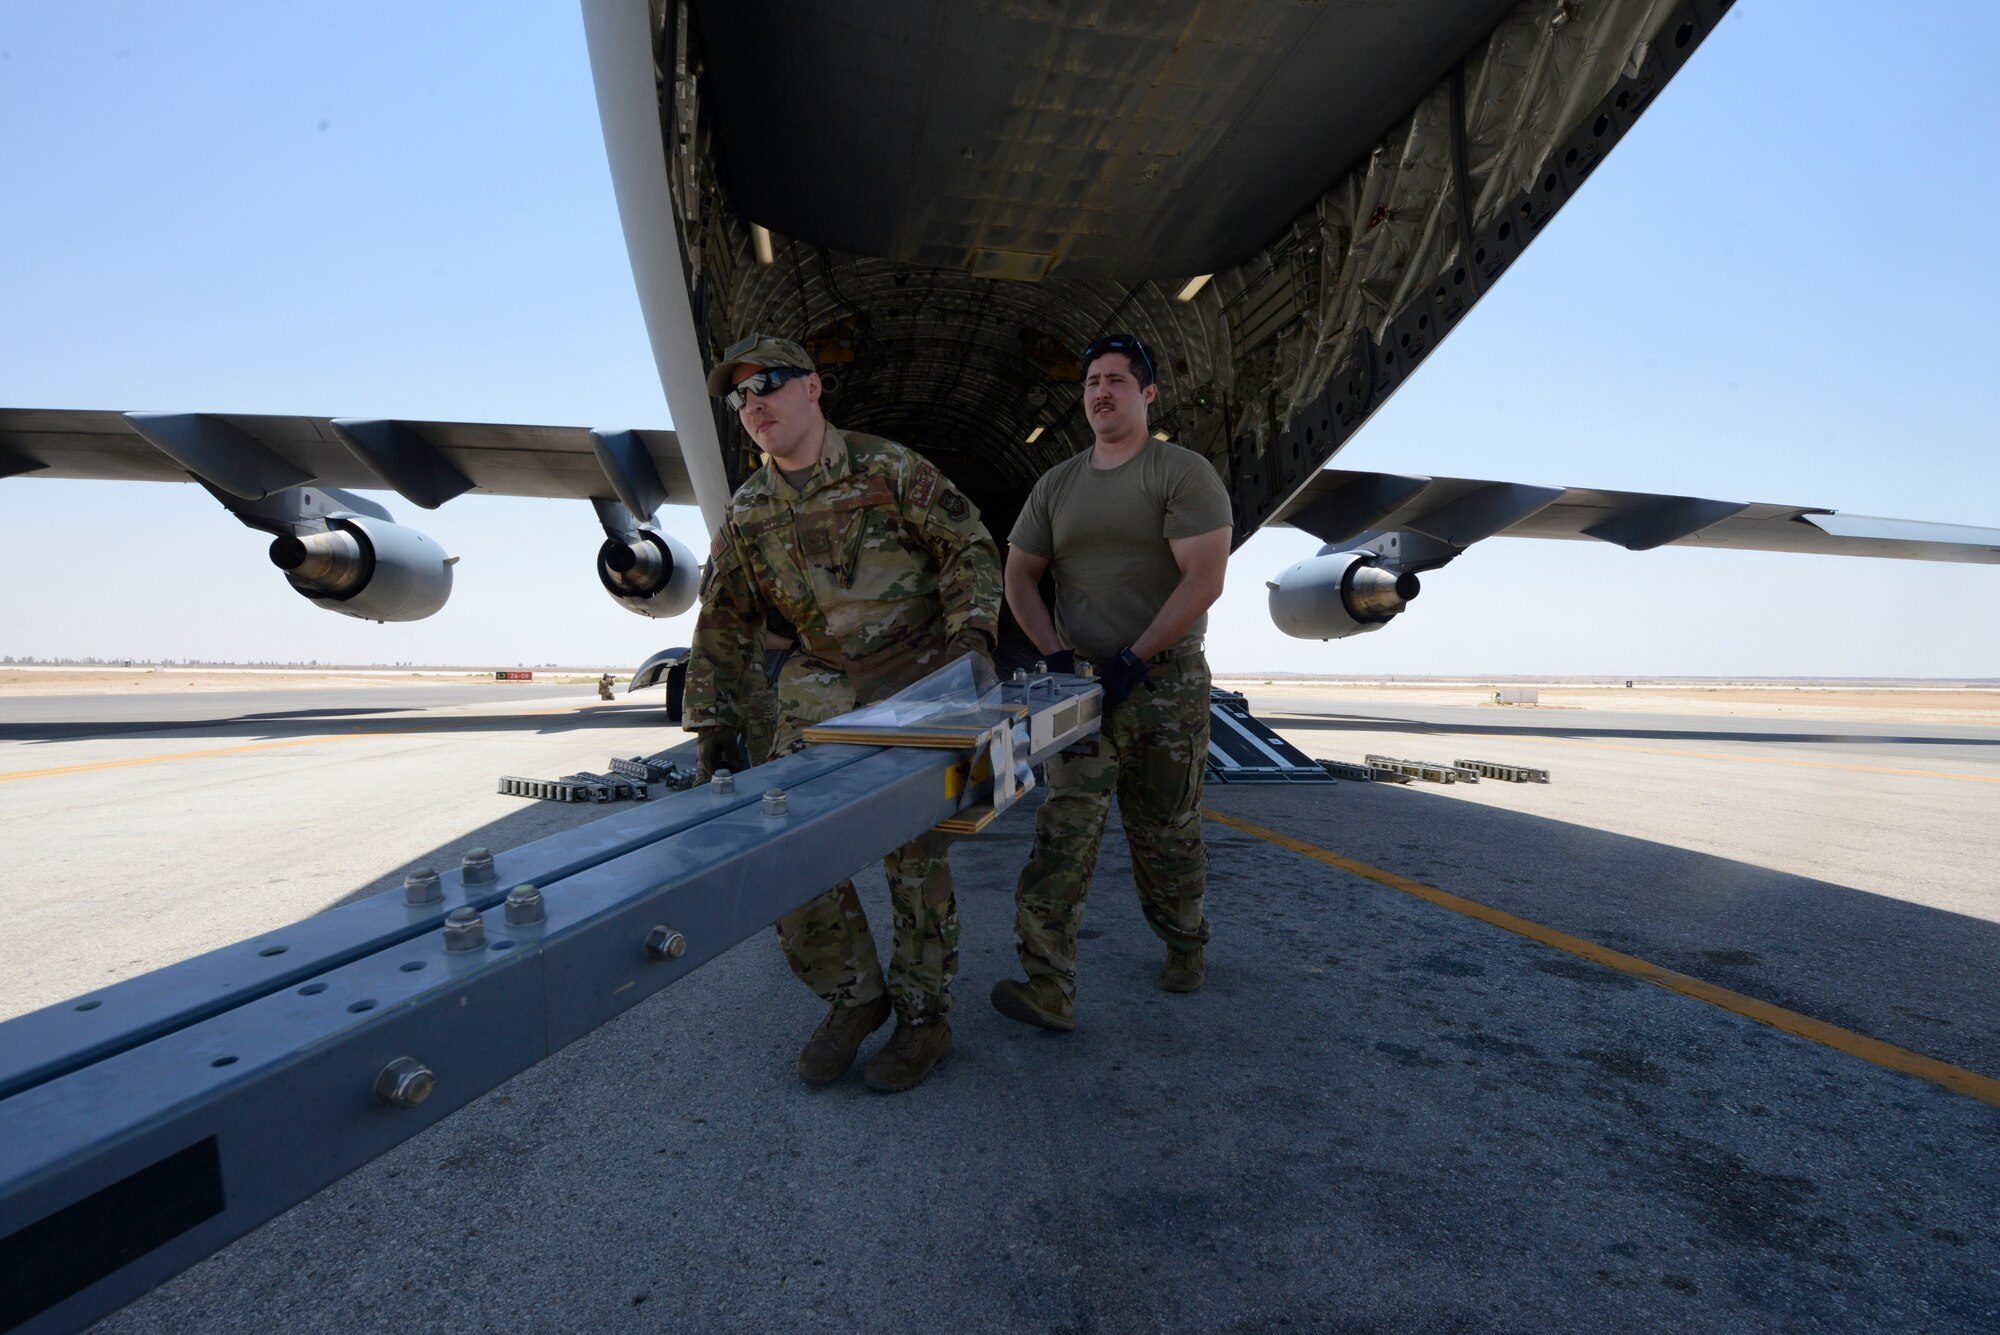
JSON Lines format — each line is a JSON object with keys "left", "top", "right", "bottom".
{"left": 4, "top": 684, "right": 1998, "bottom": 1333}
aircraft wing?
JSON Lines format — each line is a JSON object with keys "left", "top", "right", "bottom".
{"left": 1275, "top": 469, "right": 2000, "bottom": 565}
{"left": 0, "top": 408, "right": 690, "bottom": 515}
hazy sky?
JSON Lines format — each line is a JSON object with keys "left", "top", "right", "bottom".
{"left": 1, "top": 2, "right": 1995, "bottom": 675}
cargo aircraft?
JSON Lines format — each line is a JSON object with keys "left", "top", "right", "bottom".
{"left": 3, "top": 0, "right": 1996, "bottom": 673}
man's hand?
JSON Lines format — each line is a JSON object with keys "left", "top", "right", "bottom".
{"left": 1039, "top": 649, "right": 1077, "bottom": 675}
{"left": 694, "top": 728, "right": 747, "bottom": 781}
{"left": 1095, "top": 648, "right": 1154, "bottom": 710}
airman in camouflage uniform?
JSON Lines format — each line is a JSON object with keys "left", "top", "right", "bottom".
{"left": 993, "top": 333, "right": 1233, "bottom": 1034}
{"left": 684, "top": 334, "right": 1001, "bottom": 1092}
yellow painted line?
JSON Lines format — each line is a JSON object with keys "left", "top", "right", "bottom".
{"left": 1260, "top": 713, "right": 2000, "bottom": 785}
{"left": 0, "top": 702, "right": 639, "bottom": 784}
{"left": 1203, "top": 806, "right": 2000, "bottom": 1111}
{"left": 2, "top": 734, "right": 378, "bottom": 781}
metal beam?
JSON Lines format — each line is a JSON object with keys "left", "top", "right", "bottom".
{"left": 0, "top": 676, "right": 1101, "bottom": 1333}
{"left": 0, "top": 745, "right": 876, "bottom": 1103}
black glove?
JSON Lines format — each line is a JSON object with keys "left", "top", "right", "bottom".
{"left": 1039, "top": 649, "right": 1077, "bottom": 675}
{"left": 1096, "top": 648, "right": 1153, "bottom": 711}
{"left": 694, "top": 728, "right": 748, "bottom": 781}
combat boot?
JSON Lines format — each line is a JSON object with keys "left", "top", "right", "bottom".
{"left": 861, "top": 1016, "right": 953, "bottom": 1092}
{"left": 1159, "top": 946, "right": 1206, "bottom": 993}
{"left": 797, "top": 993, "right": 891, "bottom": 1084}
{"left": 989, "top": 976, "right": 1075, "bottom": 1032}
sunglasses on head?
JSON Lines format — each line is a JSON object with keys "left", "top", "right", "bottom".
{"left": 1080, "top": 334, "right": 1156, "bottom": 382}
{"left": 725, "top": 366, "right": 811, "bottom": 411}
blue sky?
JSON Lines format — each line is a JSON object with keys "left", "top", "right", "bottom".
{"left": 1, "top": 1, "right": 1995, "bottom": 675}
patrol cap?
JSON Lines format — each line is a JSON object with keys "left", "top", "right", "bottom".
{"left": 705, "top": 333, "right": 816, "bottom": 396}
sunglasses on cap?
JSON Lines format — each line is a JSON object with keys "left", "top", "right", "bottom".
{"left": 725, "top": 366, "right": 811, "bottom": 411}
{"left": 1080, "top": 333, "right": 1157, "bottom": 382}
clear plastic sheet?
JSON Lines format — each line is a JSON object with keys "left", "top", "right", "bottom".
{"left": 820, "top": 652, "right": 1001, "bottom": 732}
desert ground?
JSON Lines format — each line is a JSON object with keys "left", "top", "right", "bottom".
{"left": 1213, "top": 676, "right": 2000, "bottom": 727}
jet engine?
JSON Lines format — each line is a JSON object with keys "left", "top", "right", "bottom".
{"left": 268, "top": 514, "right": 454, "bottom": 622}
{"left": 597, "top": 527, "right": 698, "bottom": 618}
{"left": 1267, "top": 551, "right": 1421, "bottom": 640}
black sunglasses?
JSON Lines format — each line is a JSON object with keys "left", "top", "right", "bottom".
{"left": 725, "top": 366, "right": 811, "bottom": 411}
{"left": 1080, "top": 333, "right": 1156, "bottom": 382}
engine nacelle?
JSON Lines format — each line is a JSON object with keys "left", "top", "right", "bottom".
{"left": 268, "top": 514, "right": 453, "bottom": 622}
{"left": 597, "top": 527, "right": 698, "bottom": 618}
{"left": 1267, "top": 551, "right": 1421, "bottom": 640}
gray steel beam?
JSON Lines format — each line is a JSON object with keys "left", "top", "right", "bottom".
{"left": 0, "top": 747, "right": 958, "bottom": 1332}
{"left": 0, "top": 677, "right": 1101, "bottom": 1333}
{"left": 0, "top": 745, "right": 878, "bottom": 1102}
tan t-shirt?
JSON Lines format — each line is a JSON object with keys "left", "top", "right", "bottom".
{"left": 1009, "top": 440, "right": 1232, "bottom": 661}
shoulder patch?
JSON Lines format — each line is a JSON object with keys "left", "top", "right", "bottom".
{"left": 939, "top": 489, "right": 969, "bottom": 522}
{"left": 910, "top": 461, "right": 940, "bottom": 510}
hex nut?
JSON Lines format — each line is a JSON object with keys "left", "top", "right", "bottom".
{"left": 374, "top": 1057, "right": 434, "bottom": 1109}
{"left": 443, "top": 907, "right": 487, "bottom": 953}
{"left": 644, "top": 926, "right": 687, "bottom": 962}
{"left": 404, "top": 869, "right": 443, "bottom": 906}
{"left": 762, "top": 788, "right": 788, "bottom": 817}
{"left": 503, "top": 883, "right": 545, "bottom": 926}
{"left": 711, "top": 769, "right": 735, "bottom": 794}
{"left": 461, "top": 847, "right": 496, "bottom": 884}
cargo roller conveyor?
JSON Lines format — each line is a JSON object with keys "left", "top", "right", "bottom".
{"left": 0, "top": 668, "right": 1101, "bottom": 1335}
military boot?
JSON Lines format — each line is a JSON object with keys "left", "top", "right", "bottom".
{"left": 797, "top": 993, "right": 891, "bottom": 1084}
{"left": 1159, "top": 946, "right": 1206, "bottom": 993}
{"left": 861, "top": 1016, "right": 953, "bottom": 1092}
{"left": 989, "top": 976, "right": 1075, "bottom": 1032}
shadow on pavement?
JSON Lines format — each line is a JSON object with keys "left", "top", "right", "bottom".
{"left": 0, "top": 702, "right": 669, "bottom": 745}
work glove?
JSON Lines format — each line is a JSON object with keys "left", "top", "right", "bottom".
{"left": 693, "top": 727, "right": 747, "bottom": 782}
{"left": 1039, "top": 649, "right": 1077, "bottom": 676}
{"left": 1095, "top": 648, "right": 1153, "bottom": 711}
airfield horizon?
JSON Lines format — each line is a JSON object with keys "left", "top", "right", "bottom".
{"left": 4, "top": 665, "right": 1998, "bottom": 727}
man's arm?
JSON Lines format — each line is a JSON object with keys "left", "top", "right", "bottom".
{"left": 906, "top": 463, "right": 1002, "bottom": 657}
{"left": 1128, "top": 526, "right": 1230, "bottom": 660}
{"left": 1004, "top": 546, "right": 1062, "bottom": 657}
{"left": 682, "top": 528, "right": 763, "bottom": 737}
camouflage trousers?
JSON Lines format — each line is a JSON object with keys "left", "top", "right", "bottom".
{"left": 770, "top": 659, "right": 959, "bottom": 1022}
{"left": 1013, "top": 653, "right": 1211, "bottom": 998}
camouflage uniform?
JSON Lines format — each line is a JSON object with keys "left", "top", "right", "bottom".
{"left": 685, "top": 424, "right": 1001, "bottom": 1021}
{"left": 1013, "top": 651, "right": 1212, "bottom": 996}
{"left": 738, "top": 651, "right": 782, "bottom": 766}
